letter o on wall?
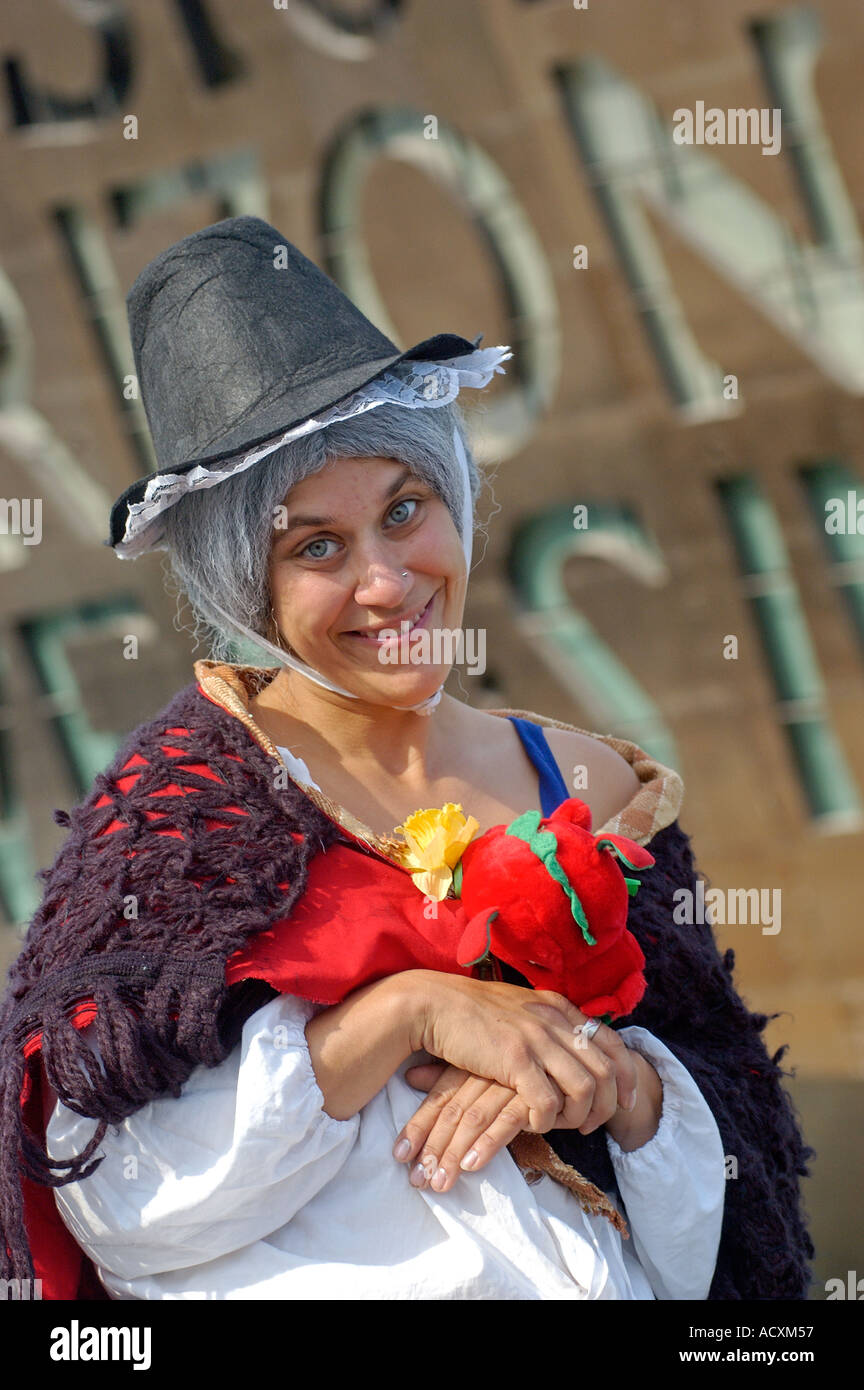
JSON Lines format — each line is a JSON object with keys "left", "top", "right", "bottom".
{"left": 318, "top": 105, "right": 560, "bottom": 460}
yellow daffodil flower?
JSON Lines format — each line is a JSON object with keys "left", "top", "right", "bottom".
{"left": 392, "top": 802, "right": 480, "bottom": 901}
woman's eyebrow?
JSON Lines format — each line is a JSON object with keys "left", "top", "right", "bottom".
{"left": 274, "top": 466, "right": 414, "bottom": 536}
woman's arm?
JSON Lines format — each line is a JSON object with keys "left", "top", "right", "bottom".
{"left": 306, "top": 969, "right": 640, "bottom": 1132}
{"left": 303, "top": 972, "right": 421, "bottom": 1120}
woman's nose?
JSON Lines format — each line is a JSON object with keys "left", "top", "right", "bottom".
{"left": 353, "top": 562, "right": 411, "bottom": 605}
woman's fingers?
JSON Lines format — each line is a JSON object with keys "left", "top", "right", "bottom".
{"left": 571, "top": 1018, "right": 640, "bottom": 1113}
{"left": 394, "top": 1063, "right": 555, "bottom": 1193}
{"left": 414, "top": 1075, "right": 511, "bottom": 1190}
{"left": 505, "top": 1020, "right": 607, "bottom": 1129}
{"left": 424, "top": 1084, "right": 530, "bottom": 1192}
{"left": 396, "top": 1071, "right": 533, "bottom": 1195}
{"left": 569, "top": 1023, "right": 639, "bottom": 1125}
{"left": 392, "top": 1065, "right": 485, "bottom": 1178}
{"left": 417, "top": 975, "right": 579, "bottom": 1126}
{"left": 523, "top": 999, "right": 639, "bottom": 1120}
{"left": 402, "top": 1024, "right": 628, "bottom": 1146}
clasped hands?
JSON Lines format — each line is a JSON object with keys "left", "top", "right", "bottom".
{"left": 392, "top": 985, "right": 663, "bottom": 1195}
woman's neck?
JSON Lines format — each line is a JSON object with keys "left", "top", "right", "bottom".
{"left": 248, "top": 668, "right": 461, "bottom": 783}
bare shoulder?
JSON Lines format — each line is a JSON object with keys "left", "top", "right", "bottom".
{"left": 542, "top": 724, "right": 641, "bottom": 825}
{"left": 445, "top": 701, "right": 641, "bottom": 826}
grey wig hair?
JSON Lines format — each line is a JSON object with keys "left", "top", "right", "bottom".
{"left": 160, "top": 397, "right": 483, "bottom": 663}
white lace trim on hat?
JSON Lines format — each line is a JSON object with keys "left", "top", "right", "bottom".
{"left": 114, "top": 344, "right": 512, "bottom": 559}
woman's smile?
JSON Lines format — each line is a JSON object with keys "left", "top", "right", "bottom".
{"left": 343, "top": 587, "right": 441, "bottom": 647}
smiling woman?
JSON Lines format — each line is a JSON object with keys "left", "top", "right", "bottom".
{"left": 0, "top": 216, "right": 813, "bottom": 1303}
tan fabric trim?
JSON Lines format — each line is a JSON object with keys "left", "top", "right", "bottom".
{"left": 192, "top": 660, "right": 684, "bottom": 851}
{"left": 195, "top": 671, "right": 282, "bottom": 760}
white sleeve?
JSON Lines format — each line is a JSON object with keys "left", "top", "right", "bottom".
{"left": 46, "top": 993, "right": 360, "bottom": 1282}
{"left": 605, "top": 1025, "right": 726, "bottom": 1301}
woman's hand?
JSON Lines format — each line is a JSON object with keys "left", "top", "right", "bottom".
{"left": 409, "top": 970, "right": 638, "bottom": 1132}
{"left": 394, "top": 984, "right": 647, "bottom": 1195}
{"left": 394, "top": 1045, "right": 663, "bottom": 1192}
{"left": 394, "top": 1062, "right": 531, "bottom": 1192}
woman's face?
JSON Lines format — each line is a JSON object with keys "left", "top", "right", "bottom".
{"left": 268, "top": 455, "right": 469, "bottom": 707}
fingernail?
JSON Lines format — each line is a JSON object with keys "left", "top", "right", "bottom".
{"left": 393, "top": 1138, "right": 411, "bottom": 1161}
{"left": 431, "top": 1167, "right": 447, "bottom": 1191}
{"left": 410, "top": 1163, "right": 427, "bottom": 1187}
{"left": 460, "top": 1148, "right": 479, "bottom": 1171}
{"left": 421, "top": 1154, "right": 437, "bottom": 1178}
{"left": 626, "top": 1092, "right": 637, "bottom": 1111}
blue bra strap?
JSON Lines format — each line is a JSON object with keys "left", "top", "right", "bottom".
{"left": 506, "top": 716, "right": 571, "bottom": 817}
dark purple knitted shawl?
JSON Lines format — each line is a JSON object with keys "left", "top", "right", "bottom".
{"left": 0, "top": 678, "right": 814, "bottom": 1298}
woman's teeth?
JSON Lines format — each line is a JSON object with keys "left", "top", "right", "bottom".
{"left": 353, "top": 597, "right": 430, "bottom": 639}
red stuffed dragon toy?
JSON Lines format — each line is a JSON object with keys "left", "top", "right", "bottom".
{"left": 454, "top": 797, "right": 653, "bottom": 1019}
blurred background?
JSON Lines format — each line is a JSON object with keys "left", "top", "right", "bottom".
{"left": 0, "top": 0, "right": 861, "bottom": 1297}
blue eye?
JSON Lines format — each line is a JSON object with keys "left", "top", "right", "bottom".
{"left": 388, "top": 498, "right": 418, "bottom": 525}
{"left": 300, "top": 537, "right": 339, "bottom": 560}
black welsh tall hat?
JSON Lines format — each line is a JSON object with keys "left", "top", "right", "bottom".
{"left": 106, "top": 215, "right": 505, "bottom": 557}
